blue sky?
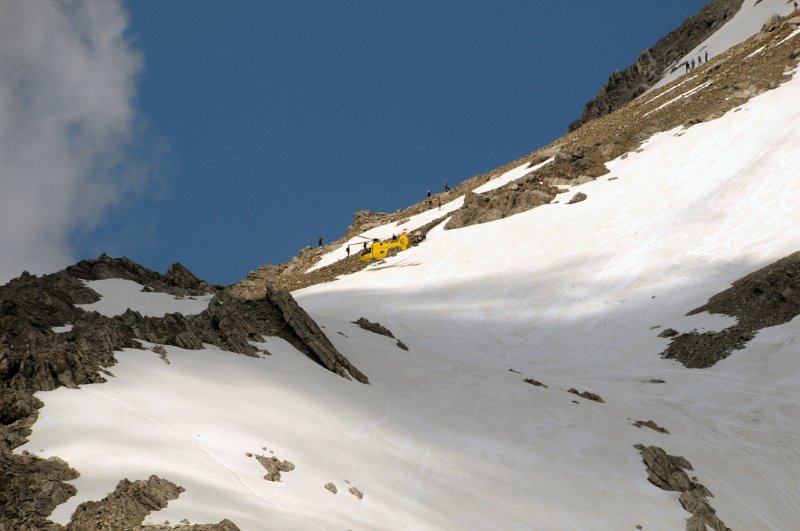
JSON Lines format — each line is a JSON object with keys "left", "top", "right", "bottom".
{"left": 70, "top": 0, "right": 707, "bottom": 284}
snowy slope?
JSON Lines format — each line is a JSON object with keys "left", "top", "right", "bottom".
{"left": 307, "top": 158, "right": 553, "bottom": 272}
{"left": 19, "top": 59, "right": 800, "bottom": 531}
{"left": 647, "top": 0, "right": 796, "bottom": 93}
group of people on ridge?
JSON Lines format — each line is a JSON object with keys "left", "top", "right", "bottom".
{"left": 685, "top": 50, "right": 709, "bottom": 73}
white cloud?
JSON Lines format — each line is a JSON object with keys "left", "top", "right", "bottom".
{"left": 0, "top": 0, "right": 143, "bottom": 283}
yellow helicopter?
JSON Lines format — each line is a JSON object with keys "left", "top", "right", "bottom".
{"left": 358, "top": 231, "right": 410, "bottom": 263}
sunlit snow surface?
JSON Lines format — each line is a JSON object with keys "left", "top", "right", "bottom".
{"left": 77, "top": 279, "right": 214, "bottom": 317}
{"left": 21, "top": 58, "right": 800, "bottom": 531}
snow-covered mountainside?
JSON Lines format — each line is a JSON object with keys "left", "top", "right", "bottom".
{"left": 648, "top": 0, "right": 797, "bottom": 91}
{"left": 573, "top": 0, "right": 794, "bottom": 130}
{"left": 3, "top": 7, "right": 800, "bottom": 531}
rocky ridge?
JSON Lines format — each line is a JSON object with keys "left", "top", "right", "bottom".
{"left": 569, "top": 0, "right": 745, "bottom": 131}
{"left": 235, "top": 12, "right": 800, "bottom": 296}
{"left": 0, "top": 255, "right": 366, "bottom": 528}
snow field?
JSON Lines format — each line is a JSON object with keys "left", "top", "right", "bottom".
{"left": 77, "top": 278, "right": 214, "bottom": 317}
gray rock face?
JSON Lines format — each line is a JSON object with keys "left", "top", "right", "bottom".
{"left": 64, "top": 475, "right": 240, "bottom": 530}
{"left": 634, "top": 445, "right": 730, "bottom": 531}
{"left": 658, "top": 328, "right": 678, "bottom": 338}
{"left": 0, "top": 452, "right": 79, "bottom": 530}
{"left": 570, "top": 0, "right": 744, "bottom": 131}
{"left": 164, "top": 262, "right": 207, "bottom": 291}
{"left": 568, "top": 192, "right": 587, "bottom": 204}
{"left": 67, "top": 475, "right": 184, "bottom": 530}
{"left": 446, "top": 185, "right": 557, "bottom": 230}
{"left": 254, "top": 454, "right": 295, "bottom": 482}
{"left": 269, "top": 290, "right": 369, "bottom": 384}
{"left": 347, "top": 210, "right": 390, "bottom": 234}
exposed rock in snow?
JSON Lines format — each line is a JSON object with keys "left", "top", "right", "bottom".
{"left": 0, "top": 451, "right": 78, "bottom": 529}
{"left": 635, "top": 445, "right": 730, "bottom": 531}
{"left": 567, "top": 388, "right": 605, "bottom": 403}
{"left": 662, "top": 250, "right": 800, "bottom": 367}
{"left": 568, "top": 192, "right": 587, "bottom": 204}
{"left": 253, "top": 454, "right": 295, "bottom": 482}
{"left": 269, "top": 290, "right": 369, "bottom": 383}
{"left": 64, "top": 475, "right": 240, "bottom": 530}
{"left": 67, "top": 475, "right": 184, "bottom": 530}
{"left": 633, "top": 420, "right": 670, "bottom": 434}
{"left": 523, "top": 378, "right": 548, "bottom": 388}
{"left": 353, "top": 317, "right": 395, "bottom": 338}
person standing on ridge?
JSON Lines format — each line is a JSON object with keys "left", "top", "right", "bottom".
{"left": 685, "top": 61, "right": 690, "bottom": 73}
{"left": 318, "top": 235, "right": 323, "bottom": 247}
{"left": 427, "top": 190, "right": 431, "bottom": 198}
{"left": 704, "top": 50, "right": 708, "bottom": 62}
{"left": 691, "top": 58, "right": 695, "bottom": 70}
{"left": 444, "top": 180, "right": 450, "bottom": 192}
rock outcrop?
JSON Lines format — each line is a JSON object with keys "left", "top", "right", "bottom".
{"left": 354, "top": 317, "right": 395, "bottom": 338}
{"left": 64, "top": 475, "right": 239, "bottom": 530}
{"left": 0, "top": 452, "right": 79, "bottom": 530}
{"left": 253, "top": 454, "right": 295, "bottom": 482}
{"left": 662, "top": 250, "right": 800, "bottom": 368}
{"left": 567, "top": 388, "right": 604, "bottom": 403}
{"left": 269, "top": 290, "right": 369, "bottom": 383}
{"left": 67, "top": 475, "right": 185, "bottom": 530}
{"left": 0, "top": 255, "right": 367, "bottom": 528}
{"left": 634, "top": 445, "right": 730, "bottom": 531}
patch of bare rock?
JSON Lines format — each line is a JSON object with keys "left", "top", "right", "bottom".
{"left": 445, "top": 177, "right": 560, "bottom": 229}
{"left": 634, "top": 445, "right": 730, "bottom": 531}
{"left": 354, "top": 317, "right": 410, "bottom": 351}
{"left": 523, "top": 378, "right": 548, "bottom": 388}
{"left": 63, "top": 475, "right": 239, "bottom": 530}
{"left": 253, "top": 454, "right": 295, "bottom": 482}
{"left": 568, "top": 192, "right": 587, "bottom": 204}
{"left": 0, "top": 451, "right": 78, "bottom": 529}
{"left": 353, "top": 317, "right": 394, "bottom": 337}
{"left": 567, "top": 388, "right": 604, "bottom": 403}
{"left": 633, "top": 420, "right": 670, "bottom": 434}
{"left": 661, "top": 250, "right": 800, "bottom": 367}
